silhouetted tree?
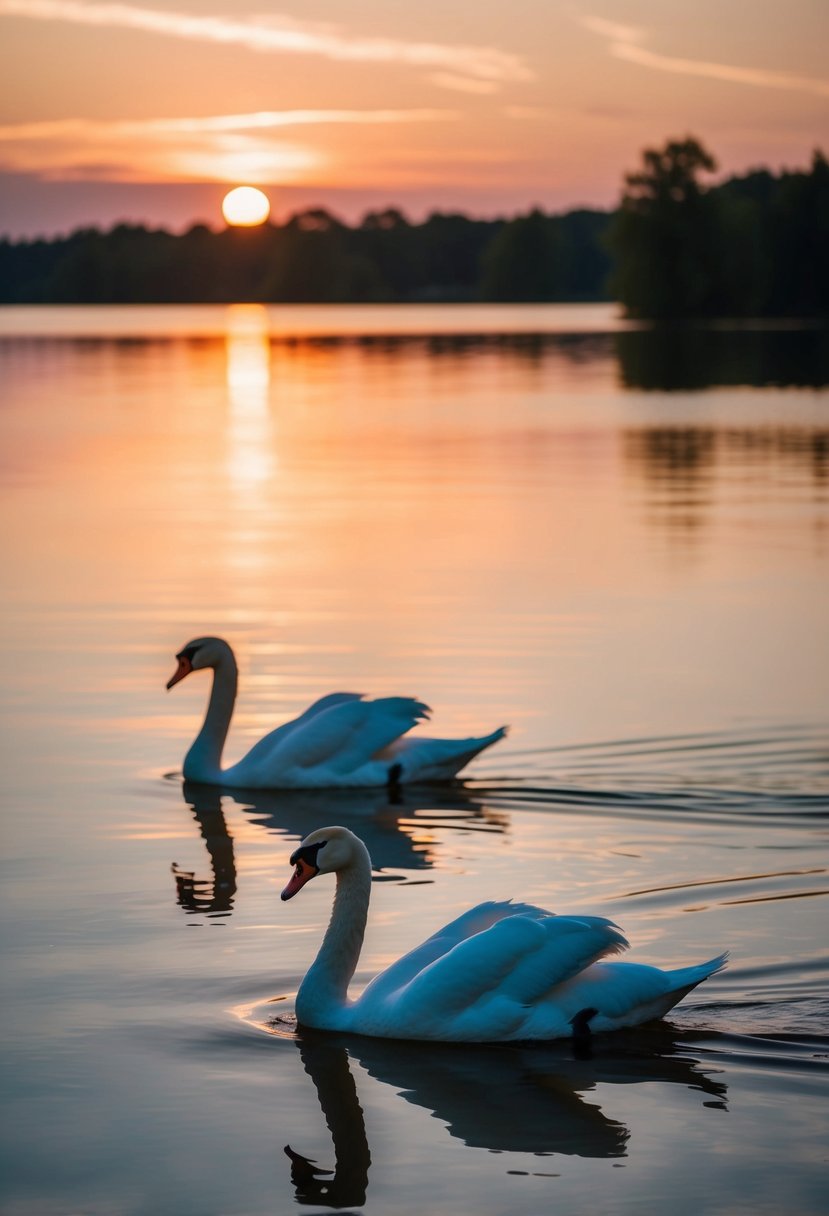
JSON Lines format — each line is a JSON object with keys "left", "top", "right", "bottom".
{"left": 607, "top": 137, "right": 720, "bottom": 317}
{"left": 480, "top": 209, "right": 559, "bottom": 301}
{"left": 766, "top": 150, "right": 829, "bottom": 316}
{"left": 551, "top": 210, "right": 613, "bottom": 300}
{"left": 355, "top": 208, "right": 418, "bottom": 298}
{"left": 416, "top": 212, "right": 498, "bottom": 300}
{"left": 608, "top": 139, "right": 828, "bottom": 319}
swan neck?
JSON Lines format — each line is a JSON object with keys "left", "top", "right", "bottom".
{"left": 297, "top": 848, "right": 371, "bottom": 1027}
{"left": 182, "top": 653, "right": 237, "bottom": 783}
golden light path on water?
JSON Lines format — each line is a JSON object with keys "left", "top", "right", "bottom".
{"left": 1, "top": 304, "right": 828, "bottom": 1216}
{"left": 225, "top": 304, "right": 275, "bottom": 511}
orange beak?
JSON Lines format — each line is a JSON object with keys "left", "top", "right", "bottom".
{"left": 281, "top": 857, "right": 318, "bottom": 901}
{"left": 166, "top": 655, "right": 193, "bottom": 690}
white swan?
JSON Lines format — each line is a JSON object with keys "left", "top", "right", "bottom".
{"left": 167, "top": 637, "right": 506, "bottom": 789}
{"left": 281, "top": 826, "right": 728, "bottom": 1042}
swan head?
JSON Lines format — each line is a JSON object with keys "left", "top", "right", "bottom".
{"left": 281, "top": 826, "right": 366, "bottom": 901}
{"left": 166, "top": 637, "right": 234, "bottom": 689}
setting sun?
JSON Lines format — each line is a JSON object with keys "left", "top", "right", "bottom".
{"left": 222, "top": 186, "right": 271, "bottom": 227}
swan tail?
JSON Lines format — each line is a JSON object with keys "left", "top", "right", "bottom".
{"left": 661, "top": 951, "right": 729, "bottom": 993}
{"left": 391, "top": 726, "right": 508, "bottom": 781}
{"left": 527, "top": 953, "right": 729, "bottom": 1037}
{"left": 606, "top": 952, "right": 729, "bottom": 1029}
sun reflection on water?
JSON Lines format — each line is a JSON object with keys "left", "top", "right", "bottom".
{"left": 225, "top": 303, "right": 274, "bottom": 494}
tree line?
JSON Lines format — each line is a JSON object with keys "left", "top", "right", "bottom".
{"left": 0, "top": 206, "right": 611, "bottom": 306}
{"left": 0, "top": 138, "right": 826, "bottom": 316}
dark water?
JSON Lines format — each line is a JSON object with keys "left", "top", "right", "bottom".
{"left": 0, "top": 305, "right": 827, "bottom": 1215}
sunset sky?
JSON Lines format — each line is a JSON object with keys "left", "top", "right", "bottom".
{"left": 1, "top": 0, "right": 827, "bottom": 237}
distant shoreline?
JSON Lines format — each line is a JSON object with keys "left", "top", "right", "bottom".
{"left": 2, "top": 143, "right": 825, "bottom": 319}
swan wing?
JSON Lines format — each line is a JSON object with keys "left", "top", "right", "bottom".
{"left": 360, "top": 900, "right": 550, "bottom": 1003}
{"left": 238, "top": 693, "right": 365, "bottom": 769}
{"left": 373, "top": 914, "right": 628, "bottom": 1034}
{"left": 257, "top": 696, "right": 430, "bottom": 774}
{"left": 321, "top": 697, "right": 431, "bottom": 773}
{"left": 287, "top": 697, "right": 430, "bottom": 771}
{"left": 495, "top": 915, "right": 629, "bottom": 1005}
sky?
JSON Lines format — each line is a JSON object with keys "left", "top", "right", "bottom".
{"left": 1, "top": 0, "right": 827, "bottom": 238}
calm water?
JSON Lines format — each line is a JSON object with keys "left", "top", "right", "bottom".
{"left": 1, "top": 303, "right": 827, "bottom": 1216}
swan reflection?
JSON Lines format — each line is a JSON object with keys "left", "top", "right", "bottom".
{"left": 171, "top": 780, "right": 506, "bottom": 917}
{"left": 284, "top": 1027, "right": 728, "bottom": 1207}
{"left": 286, "top": 1036, "right": 371, "bottom": 1209}
{"left": 172, "top": 785, "right": 237, "bottom": 917}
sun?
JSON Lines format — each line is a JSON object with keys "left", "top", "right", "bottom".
{"left": 222, "top": 186, "right": 271, "bottom": 227}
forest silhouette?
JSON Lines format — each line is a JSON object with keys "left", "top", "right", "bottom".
{"left": 1, "top": 138, "right": 826, "bottom": 316}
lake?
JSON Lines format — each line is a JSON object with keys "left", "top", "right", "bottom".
{"left": 0, "top": 303, "right": 827, "bottom": 1216}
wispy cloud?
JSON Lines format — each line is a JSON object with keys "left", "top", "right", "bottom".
{"left": 579, "top": 15, "right": 645, "bottom": 45}
{"left": 0, "top": 0, "right": 532, "bottom": 87}
{"left": 428, "top": 73, "right": 501, "bottom": 95}
{"left": 0, "top": 108, "right": 458, "bottom": 141}
{"left": 580, "top": 13, "right": 829, "bottom": 98}
{"left": 0, "top": 106, "right": 459, "bottom": 182}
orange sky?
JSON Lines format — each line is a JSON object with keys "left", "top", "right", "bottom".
{"left": 1, "top": 0, "right": 827, "bottom": 236}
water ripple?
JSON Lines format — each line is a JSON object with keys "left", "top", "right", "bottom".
{"left": 471, "top": 725, "right": 829, "bottom": 831}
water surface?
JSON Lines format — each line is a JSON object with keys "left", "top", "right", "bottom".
{"left": 1, "top": 304, "right": 827, "bottom": 1215}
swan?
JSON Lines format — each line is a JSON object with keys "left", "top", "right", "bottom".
{"left": 281, "top": 826, "right": 728, "bottom": 1042}
{"left": 167, "top": 637, "right": 506, "bottom": 789}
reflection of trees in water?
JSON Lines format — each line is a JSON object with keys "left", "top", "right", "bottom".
{"left": 293, "top": 326, "right": 829, "bottom": 390}
{"left": 626, "top": 428, "right": 716, "bottom": 538}
{"left": 303, "top": 330, "right": 618, "bottom": 369}
{"left": 289, "top": 327, "right": 829, "bottom": 391}
{"left": 616, "top": 326, "right": 829, "bottom": 391}
{"left": 273, "top": 326, "right": 829, "bottom": 389}
{"left": 625, "top": 424, "right": 829, "bottom": 540}
{"left": 171, "top": 781, "right": 506, "bottom": 919}
{"left": 421, "top": 331, "right": 614, "bottom": 365}
{"left": 284, "top": 1026, "right": 728, "bottom": 1207}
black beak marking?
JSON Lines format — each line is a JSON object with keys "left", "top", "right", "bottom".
{"left": 289, "top": 840, "right": 328, "bottom": 870}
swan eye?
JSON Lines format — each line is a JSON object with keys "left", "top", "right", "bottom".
{"left": 291, "top": 840, "right": 328, "bottom": 872}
